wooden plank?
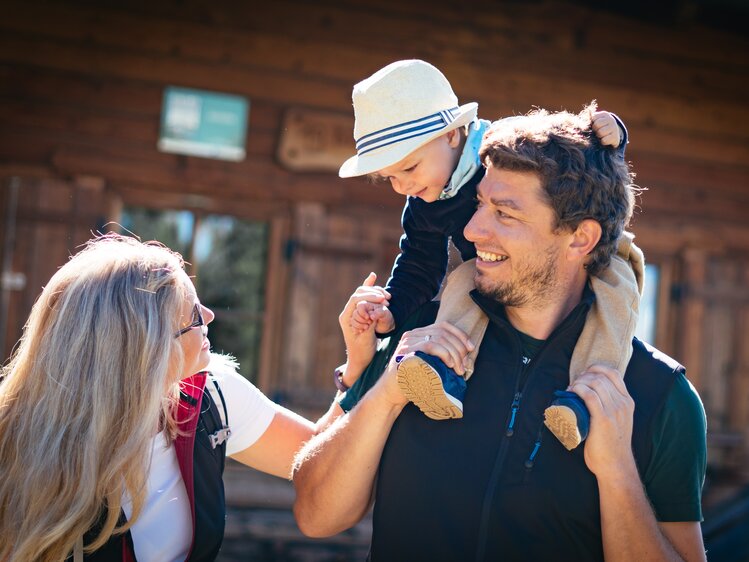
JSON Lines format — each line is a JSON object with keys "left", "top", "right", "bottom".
{"left": 623, "top": 127, "right": 749, "bottom": 169}
{"left": 3, "top": 124, "right": 748, "bottom": 230}
{"left": 49, "top": 144, "right": 400, "bottom": 208}
{"left": 636, "top": 187, "right": 749, "bottom": 226}
{"left": 0, "top": 64, "right": 284, "bottom": 132}
{"left": 105, "top": 0, "right": 749, "bottom": 73}
{"left": 703, "top": 259, "right": 737, "bottom": 433}
{"left": 729, "top": 264, "right": 749, "bottom": 474}
{"left": 256, "top": 214, "right": 291, "bottom": 395}
{"left": 4, "top": 66, "right": 749, "bottom": 174}
{"left": 341, "top": 0, "right": 748, "bottom": 68}
{"left": 3, "top": 58, "right": 746, "bottom": 170}
{"left": 630, "top": 154, "right": 749, "bottom": 200}
{"left": 580, "top": 5, "right": 749, "bottom": 68}
{"left": 281, "top": 203, "right": 327, "bottom": 396}
{"left": 1, "top": 23, "right": 748, "bottom": 138}
{"left": 12, "top": 65, "right": 747, "bottom": 175}
{"left": 0, "top": 95, "right": 279, "bottom": 159}
{"left": 0, "top": 129, "right": 400, "bottom": 206}
{"left": 654, "top": 256, "right": 677, "bottom": 357}
{"left": 2, "top": 0, "right": 746, "bottom": 103}
{"left": 445, "top": 66, "right": 749, "bottom": 140}
{"left": 276, "top": 108, "right": 353, "bottom": 173}
{"left": 633, "top": 220, "right": 749, "bottom": 254}
{"left": 0, "top": 34, "right": 352, "bottom": 111}
{"left": 4, "top": 220, "right": 35, "bottom": 358}
{"left": 680, "top": 247, "right": 707, "bottom": 394}
{"left": 110, "top": 185, "right": 290, "bottom": 224}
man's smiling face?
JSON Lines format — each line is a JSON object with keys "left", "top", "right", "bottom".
{"left": 464, "top": 166, "right": 569, "bottom": 309}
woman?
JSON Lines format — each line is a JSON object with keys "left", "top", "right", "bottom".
{"left": 0, "top": 234, "right": 329, "bottom": 562}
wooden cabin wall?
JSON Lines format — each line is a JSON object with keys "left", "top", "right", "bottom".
{"left": 0, "top": 0, "right": 748, "bottom": 471}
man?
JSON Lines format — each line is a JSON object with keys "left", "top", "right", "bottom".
{"left": 293, "top": 105, "right": 707, "bottom": 561}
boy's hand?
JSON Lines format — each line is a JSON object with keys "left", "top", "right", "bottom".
{"left": 353, "top": 301, "right": 395, "bottom": 335}
{"left": 592, "top": 111, "right": 621, "bottom": 148}
{"left": 351, "top": 302, "right": 374, "bottom": 333}
{"left": 348, "top": 274, "right": 395, "bottom": 335}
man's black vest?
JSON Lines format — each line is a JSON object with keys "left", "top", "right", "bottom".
{"left": 369, "top": 289, "right": 681, "bottom": 561}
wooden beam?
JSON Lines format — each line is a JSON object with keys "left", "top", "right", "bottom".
{"left": 679, "top": 247, "right": 707, "bottom": 393}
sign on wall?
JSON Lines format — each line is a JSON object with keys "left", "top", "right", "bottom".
{"left": 277, "top": 108, "right": 354, "bottom": 172}
{"left": 158, "top": 87, "right": 249, "bottom": 162}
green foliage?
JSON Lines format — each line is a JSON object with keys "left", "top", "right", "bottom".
{"left": 120, "top": 209, "right": 267, "bottom": 381}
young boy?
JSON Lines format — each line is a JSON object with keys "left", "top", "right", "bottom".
{"left": 339, "top": 59, "right": 643, "bottom": 450}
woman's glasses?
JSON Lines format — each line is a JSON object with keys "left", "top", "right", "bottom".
{"left": 175, "top": 304, "right": 205, "bottom": 338}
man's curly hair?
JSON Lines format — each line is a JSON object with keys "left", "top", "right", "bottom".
{"left": 478, "top": 102, "right": 638, "bottom": 277}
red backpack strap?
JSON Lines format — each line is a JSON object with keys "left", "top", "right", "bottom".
{"left": 122, "top": 532, "right": 136, "bottom": 562}
{"left": 175, "top": 372, "right": 208, "bottom": 561}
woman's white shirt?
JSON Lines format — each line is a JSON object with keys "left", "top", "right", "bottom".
{"left": 123, "top": 364, "right": 277, "bottom": 562}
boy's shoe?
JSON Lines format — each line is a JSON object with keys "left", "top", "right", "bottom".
{"left": 396, "top": 351, "right": 466, "bottom": 420}
{"left": 543, "top": 390, "right": 591, "bottom": 451}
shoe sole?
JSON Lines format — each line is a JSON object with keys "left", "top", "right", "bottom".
{"left": 543, "top": 405, "right": 582, "bottom": 450}
{"left": 396, "top": 355, "right": 463, "bottom": 420}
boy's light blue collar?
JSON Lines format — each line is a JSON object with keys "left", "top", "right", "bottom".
{"left": 440, "top": 119, "right": 489, "bottom": 200}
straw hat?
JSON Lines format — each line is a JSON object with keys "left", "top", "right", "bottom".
{"left": 339, "top": 60, "right": 478, "bottom": 178}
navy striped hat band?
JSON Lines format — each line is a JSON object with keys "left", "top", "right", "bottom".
{"left": 355, "top": 107, "right": 460, "bottom": 156}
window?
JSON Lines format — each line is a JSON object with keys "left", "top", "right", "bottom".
{"left": 635, "top": 263, "right": 659, "bottom": 345}
{"left": 120, "top": 208, "right": 268, "bottom": 381}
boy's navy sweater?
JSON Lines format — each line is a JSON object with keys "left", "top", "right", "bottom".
{"left": 385, "top": 166, "right": 483, "bottom": 330}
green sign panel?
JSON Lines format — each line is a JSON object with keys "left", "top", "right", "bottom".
{"left": 158, "top": 87, "right": 249, "bottom": 161}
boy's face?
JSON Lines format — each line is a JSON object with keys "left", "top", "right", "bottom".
{"left": 374, "top": 129, "right": 463, "bottom": 203}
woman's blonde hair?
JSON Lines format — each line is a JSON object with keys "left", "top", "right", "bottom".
{"left": 0, "top": 234, "right": 189, "bottom": 561}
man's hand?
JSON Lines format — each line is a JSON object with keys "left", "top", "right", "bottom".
{"left": 569, "top": 364, "right": 636, "bottom": 479}
{"left": 592, "top": 111, "right": 622, "bottom": 148}
{"left": 377, "top": 322, "right": 475, "bottom": 408}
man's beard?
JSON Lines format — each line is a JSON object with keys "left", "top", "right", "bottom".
{"left": 475, "top": 245, "right": 560, "bottom": 309}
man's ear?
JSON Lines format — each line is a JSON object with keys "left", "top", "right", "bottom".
{"left": 567, "top": 219, "right": 602, "bottom": 262}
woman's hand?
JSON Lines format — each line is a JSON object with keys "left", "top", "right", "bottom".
{"left": 338, "top": 273, "right": 387, "bottom": 382}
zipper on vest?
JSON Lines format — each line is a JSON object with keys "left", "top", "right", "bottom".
{"left": 475, "top": 355, "right": 531, "bottom": 562}
{"left": 524, "top": 427, "right": 544, "bottom": 470}
{"left": 506, "top": 392, "right": 522, "bottom": 436}
{"left": 505, "top": 356, "right": 530, "bottom": 437}
{"left": 473, "top": 304, "right": 591, "bottom": 560}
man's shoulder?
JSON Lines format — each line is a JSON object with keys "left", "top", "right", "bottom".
{"left": 626, "top": 339, "right": 686, "bottom": 416}
{"left": 630, "top": 338, "right": 685, "bottom": 376}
